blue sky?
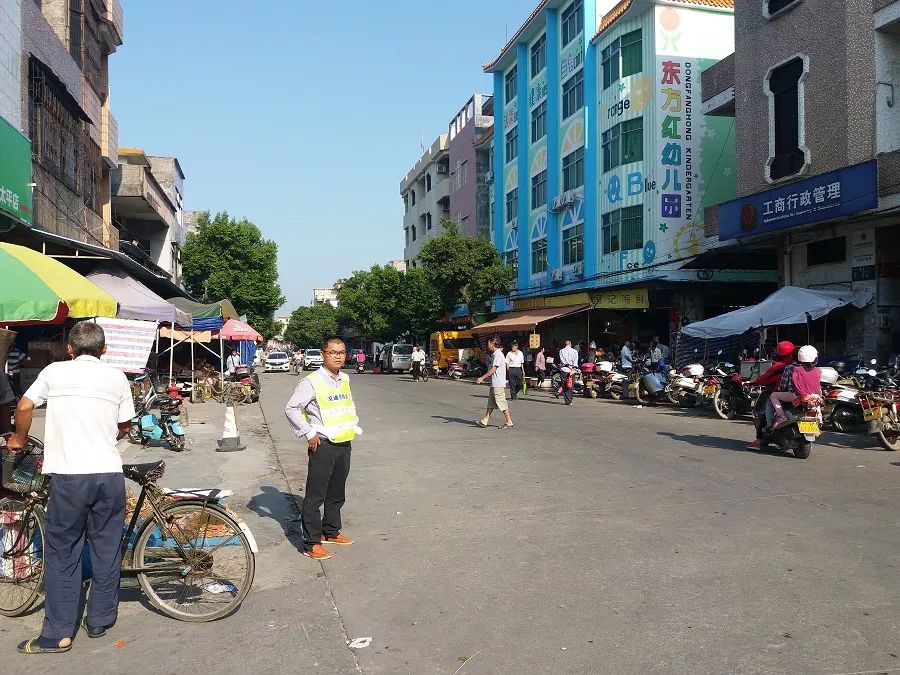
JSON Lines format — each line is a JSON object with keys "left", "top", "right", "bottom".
{"left": 111, "top": 0, "right": 531, "bottom": 313}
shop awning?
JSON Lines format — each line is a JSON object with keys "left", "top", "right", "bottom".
{"left": 680, "top": 286, "right": 873, "bottom": 339}
{"left": 86, "top": 267, "right": 192, "bottom": 326}
{"left": 470, "top": 304, "right": 590, "bottom": 334}
{"left": 166, "top": 297, "right": 239, "bottom": 329}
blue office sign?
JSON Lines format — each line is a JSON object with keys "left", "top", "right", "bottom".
{"left": 719, "top": 160, "right": 878, "bottom": 240}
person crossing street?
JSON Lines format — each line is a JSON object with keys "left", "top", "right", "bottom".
{"left": 475, "top": 338, "right": 513, "bottom": 429}
{"left": 558, "top": 340, "right": 580, "bottom": 406}
{"left": 505, "top": 341, "right": 525, "bottom": 400}
{"left": 410, "top": 346, "right": 426, "bottom": 382}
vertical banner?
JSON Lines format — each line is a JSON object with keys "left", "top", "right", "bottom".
{"left": 95, "top": 317, "right": 158, "bottom": 373}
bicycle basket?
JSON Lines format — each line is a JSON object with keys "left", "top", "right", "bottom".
{"left": 0, "top": 438, "right": 48, "bottom": 494}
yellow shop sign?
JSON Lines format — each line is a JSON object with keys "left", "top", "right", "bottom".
{"left": 513, "top": 292, "right": 590, "bottom": 311}
{"left": 591, "top": 288, "right": 650, "bottom": 309}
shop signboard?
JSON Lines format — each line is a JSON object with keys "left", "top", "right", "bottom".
{"left": 718, "top": 160, "right": 877, "bottom": 240}
{"left": 513, "top": 292, "right": 590, "bottom": 311}
{"left": 591, "top": 288, "right": 650, "bottom": 309}
{"left": 0, "top": 115, "right": 33, "bottom": 228}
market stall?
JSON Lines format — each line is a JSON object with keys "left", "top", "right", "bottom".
{"left": 214, "top": 319, "right": 262, "bottom": 369}
{"left": 164, "top": 298, "right": 240, "bottom": 385}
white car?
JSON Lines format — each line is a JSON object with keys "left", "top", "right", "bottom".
{"left": 302, "top": 348, "right": 324, "bottom": 370}
{"left": 264, "top": 351, "right": 291, "bottom": 372}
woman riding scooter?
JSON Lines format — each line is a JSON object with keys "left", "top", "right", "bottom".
{"left": 746, "top": 340, "right": 795, "bottom": 450}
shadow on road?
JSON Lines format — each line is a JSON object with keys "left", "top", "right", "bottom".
{"left": 892, "top": 462, "right": 900, "bottom": 467}
{"left": 248, "top": 485, "right": 306, "bottom": 552}
{"left": 430, "top": 415, "right": 478, "bottom": 426}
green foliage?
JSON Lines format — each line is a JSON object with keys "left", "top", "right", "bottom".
{"left": 417, "top": 220, "right": 514, "bottom": 314}
{"left": 181, "top": 211, "right": 285, "bottom": 332}
{"left": 397, "top": 268, "right": 443, "bottom": 342}
{"left": 284, "top": 302, "right": 339, "bottom": 348}
{"left": 252, "top": 316, "right": 280, "bottom": 341}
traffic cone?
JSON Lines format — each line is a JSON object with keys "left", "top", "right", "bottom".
{"left": 216, "top": 405, "right": 246, "bottom": 452}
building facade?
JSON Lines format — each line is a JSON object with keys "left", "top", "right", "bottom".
{"left": 400, "top": 134, "right": 450, "bottom": 267}
{"left": 312, "top": 287, "right": 339, "bottom": 307}
{"left": 702, "top": 0, "right": 900, "bottom": 358}
{"left": 448, "top": 94, "right": 494, "bottom": 239}
{"left": 147, "top": 155, "right": 186, "bottom": 283}
{"left": 481, "top": 0, "right": 761, "bottom": 345}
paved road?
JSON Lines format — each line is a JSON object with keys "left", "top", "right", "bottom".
{"left": 262, "top": 370, "right": 900, "bottom": 675}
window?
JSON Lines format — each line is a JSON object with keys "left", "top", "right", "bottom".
{"left": 561, "top": 0, "right": 583, "bottom": 47}
{"left": 562, "top": 69, "right": 584, "bottom": 119}
{"left": 531, "top": 34, "right": 546, "bottom": 76}
{"left": 412, "top": 225, "right": 417, "bottom": 241}
{"left": 807, "top": 236, "right": 846, "bottom": 266}
{"left": 768, "top": 57, "right": 806, "bottom": 180}
{"left": 531, "top": 101, "right": 547, "bottom": 143}
{"left": 69, "top": 0, "right": 82, "bottom": 67}
{"left": 602, "top": 205, "right": 643, "bottom": 254}
{"left": 767, "top": 0, "right": 800, "bottom": 16}
{"left": 411, "top": 190, "right": 416, "bottom": 206}
{"left": 531, "top": 170, "right": 547, "bottom": 209}
{"left": 602, "top": 30, "right": 642, "bottom": 89}
{"left": 562, "top": 147, "right": 584, "bottom": 191}
{"left": 531, "top": 237, "right": 548, "bottom": 274}
{"left": 404, "top": 195, "right": 409, "bottom": 213}
{"left": 505, "top": 188, "right": 518, "bottom": 223}
{"left": 426, "top": 213, "right": 433, "bottom": 230}
{"left": 456, "top": 160, "right": 468, "bottom": 190}
{"left": 505, "top": 126, "right": 518, "bottom": 162}
{"left": 426, "top": 173, "right": 432, "bottom": 192}
{"left": 505, "top": 66, "right": 518, "bottom": 103}
{"left": 602, "top": 117, "right": 643, "bottom": 172}
{"left": 562, "top": 224, "right": 584, "bottom": 265}
{"left": 504, "top": 248, "right": 519, "bottom": 279}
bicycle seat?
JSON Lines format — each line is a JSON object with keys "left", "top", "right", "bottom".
{"left": 122, "top": 460, "right": 166, "bottom": 484}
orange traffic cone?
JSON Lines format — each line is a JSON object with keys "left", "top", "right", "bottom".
{"left": 216, "top": 405, "right": 246, "bottom": 452}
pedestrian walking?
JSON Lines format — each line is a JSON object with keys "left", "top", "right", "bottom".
{"left": 410, "top": 346, "right": 426, "bottom": 381}
{"left": 475, "top": 337, "right": 513, "bottom": 429}
{"left": 284, "top": 336, "right": 361, "bottom": 561}
{"left": 505, "top": 341, "right": 525, "bottom": 400}
{"left": 9, "top": 322, "right": 135, "bottom": 654}
{"left": 558, "top": 340, "right": 580, "bottom": 406}
{"left": 534, "top": 346, "right": 547, "bottom": 386}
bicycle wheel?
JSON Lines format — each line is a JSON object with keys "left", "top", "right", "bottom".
{"left": 0, "top": 502, "right": 46, "bottom": 617}
{"left": 421, "top": 367, "right": 429, "bottom": 382}
{"left": 133, "top": 502, "right": 255, "bottom": 622}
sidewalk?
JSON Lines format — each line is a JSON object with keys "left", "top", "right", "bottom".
{"left": 0, "top": 398, "right": 359, "bottom": 674}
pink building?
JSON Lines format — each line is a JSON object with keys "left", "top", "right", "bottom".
{"left": 447, "top": 94, "right": 494, "bottom": 238}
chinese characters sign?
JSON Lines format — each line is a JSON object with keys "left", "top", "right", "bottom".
{"left": 528, "top": 73, "right": 547, "bottom": 109}
{"left": 0, "top": 115, "right": 33, "bottom": 227}
{"left": 592, "top": 288, "right": 650, "bottom": 310}
{"left": 718, "top": 160, "right": 878, "bottom": 240}
{"left": 560, "top": 38, "right": 583, "bottom": 80}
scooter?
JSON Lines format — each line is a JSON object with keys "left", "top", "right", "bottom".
{"left": 626, "top": 358, "right": 669, "bottom": 404}
{"left": 713, "top": 372, "right": 762, "bottom": 419}
{"left": 129, "top": 384, "right": 186, "bottom": 452}
{"left": 448, "top": 356, "right": 486, "bottom": 380}
{"left": 356, "top": 360, "right": 365, "bottom": 374}
{"left": 753, "top": 393, "right": 823, "bottom": 459}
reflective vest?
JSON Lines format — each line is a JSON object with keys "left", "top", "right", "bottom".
{"left": 306, "top": 370, "right": 358, "bottom": 443}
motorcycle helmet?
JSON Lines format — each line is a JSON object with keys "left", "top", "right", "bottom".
{"left": 776, "top": 341, "right": 795, "bottom": 358}
{"left": 797, "top": 345, "right": 818, "bottom": 363}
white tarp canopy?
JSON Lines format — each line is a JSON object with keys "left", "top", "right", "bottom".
{"left": 681, "top": 286, "right": 873, "bottom": 339}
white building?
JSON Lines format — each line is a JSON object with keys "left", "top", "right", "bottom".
{"left": 400, "top": 135, "right": 450, "bottom": 267}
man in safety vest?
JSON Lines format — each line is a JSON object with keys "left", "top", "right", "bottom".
{"left": 284, "top": 335, "right": 361, "bottom": 561}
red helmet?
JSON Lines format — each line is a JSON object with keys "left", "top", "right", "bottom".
{"left": 776, "top": 341, "right": 795, "bottom": 358}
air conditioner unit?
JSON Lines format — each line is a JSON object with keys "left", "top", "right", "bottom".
{"left": 484, "top": 170, "right": 494, "bottom": 183}
{"left": 563, "top": 191, "right": 577, "bottom": 206}
{"left": 551, "top": 195, "right": 565, "bottom": 211}
{"left": 436, "top": 165, "right": 448, "bottom": 174}
{"left": 572, "top": 261, "right": 584, "bottom": 277}
{"left": 509, "top": 217, "right": 518, "bottom": 231}
{"left": 551, "top": 268, "right": 564, "bottom": 283}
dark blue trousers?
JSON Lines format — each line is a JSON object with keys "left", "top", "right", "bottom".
{"left": 42, "top": 473, "right": 125, "bottom": 639}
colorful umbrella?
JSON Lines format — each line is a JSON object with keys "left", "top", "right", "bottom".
{"left": 217, "top": 319, "right": 263, "bottom": 342}
{"left": 0, "top": 242, "right": 118, "bottom": 324}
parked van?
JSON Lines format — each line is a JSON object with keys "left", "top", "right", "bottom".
{"left": 379, "top": 343, "right": 413, "bottom": 373}
{"left": 428, "top": 331, "right": 482, "bottom": 370}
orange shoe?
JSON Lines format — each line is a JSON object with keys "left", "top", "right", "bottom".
{"left": 322, "top": 533, "right": 355, "bottom": 546}
{"left": 302, "top": 544, "right": 332, "bottom": 560}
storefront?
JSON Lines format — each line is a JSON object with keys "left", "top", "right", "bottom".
{"left": 0, "top": 114, "right": 33, "bottom": 233}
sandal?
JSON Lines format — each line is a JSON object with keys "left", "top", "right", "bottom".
{"left": 474, "top": 420, "right": 488, "bottom": 428}
{"left": 17, "top": 636, "right": 72, "bottom": 654}
{"left": 500, "top": 423, "right": 514, "bottom": 429}
{"left": 81, "top": 617, "right": 107, "bottom": 639}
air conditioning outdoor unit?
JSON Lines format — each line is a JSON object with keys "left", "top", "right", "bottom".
{"left": 485, "top": 170, "right": 494, "bottom": 183}
{"left": 551, "top": 268, "right": 564, "bottom": 283}
{"left": 572, "top": 261, "right": 584, "bottom": 277}
{"left": 436, "top": 165, "right": 448, "bottom": 174}
{"left": 551, "top": 195, "right": 565, "bottom": 211}
{"left": 509, "top": 217, "right": 518, "bottom": 231}
{"left": 563, "top": 191, "right": 576, "bottom": 206}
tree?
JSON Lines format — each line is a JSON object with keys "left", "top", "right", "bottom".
{"left": 284, "top": 302, "right": 339, "bottom": 348}
{"left": 417, "top": 221, "right": 514, "bottom": 315}
{"left": 181, "top": 211, "right": 285, "bottom": 332}
{"left": 336, "top": 265, "right": 404, "bottom": 342}
{"left": 397, "top": 268, "right": 442, "bottom": 343}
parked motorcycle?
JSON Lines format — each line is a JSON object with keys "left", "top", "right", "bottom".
{"left": 550, "top": 363, "right": 583, "bottom": 396}
{"left": 667, "top": 362, "right": 706, "bottom": 407}
{"left": 589, "top": 361, "right": 627, "bottom": 400}
{"left": 129, "top": 383, "right": 186, "bottom": 452}
{"left": 626, "top": 358, "right": 668, "bottom": 404}
{"left": 713, "top": 372, "right": 762, "bottom": 420}
{"left": 753, "top": 393, "right": 823, "bottom": 459}
{"left": 862, "top": 389, "right": 900, "bottom": 451}
{"left": 448, "top": 356, "right": 486, "bottom": 380}
{"left": 233, "top": 365, "right": 260, "bottom": 403}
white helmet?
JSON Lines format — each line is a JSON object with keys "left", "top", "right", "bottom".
{"left": 797, "top": 345, "right": 818, "bottom": 363}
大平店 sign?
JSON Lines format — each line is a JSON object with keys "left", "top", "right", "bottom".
{"left": 0, "top": 115, "right": 33, "bottom": 229}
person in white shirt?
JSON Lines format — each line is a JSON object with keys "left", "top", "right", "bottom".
{"left": 505, "top": 341, "right": 525, "bottom": 400}
{"left": 225, "top": 348, "right": 242, "bottom": 376}
{"left": 620, "top": 340, "right": 636, "bottom": 371}
{"left": 654, "top": 336, "right": 671, "bottom": 361}
{"left": 9, "top": 322, "right": 135, "bottom": 654}
{"left": 410, "top": 346, "right": 427, "bottom": 382}
{"left": 558, "top": 340, "right": 580, "bottom": 406}
{"left": 475, "top": 338, "right": 513, "bottom": 428}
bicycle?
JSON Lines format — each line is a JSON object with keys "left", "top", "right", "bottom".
{"left": 0, "top": 435, "right": 256, "bottom": 621}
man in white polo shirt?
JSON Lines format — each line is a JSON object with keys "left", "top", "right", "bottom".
{"left": 9, "top": 322, "right": 135, "bottom": 654}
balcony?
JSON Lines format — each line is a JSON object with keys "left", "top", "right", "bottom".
{"left": 101, "top": 0, "right": 125, "bottom": 50}
{"left": 111, "top": 163, "right": 175, "bottom": 230}
{"left": 701, "top": 53, "right": 735, "bottom": 117}
{"left": 101, "top": 108, "right": 118, "bottom": 169}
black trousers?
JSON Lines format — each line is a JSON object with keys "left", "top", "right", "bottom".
{"left": 300, "top": 440, "right": 351, "bottom": 549}
{"left": 412, "top": 361, "right": 421, "bottom": 380}
{"left": 562, "top": 372, "right": 575, "bottom": 404}
{"left": 508, "top": 367, "right": 523, "bottom": 399}
{"left": 43, "top": 473, "right": 125, "bottom": 639}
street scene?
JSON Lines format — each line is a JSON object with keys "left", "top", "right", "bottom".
{"left": 1, "top": 0, "right": 900, "bottom": 674}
